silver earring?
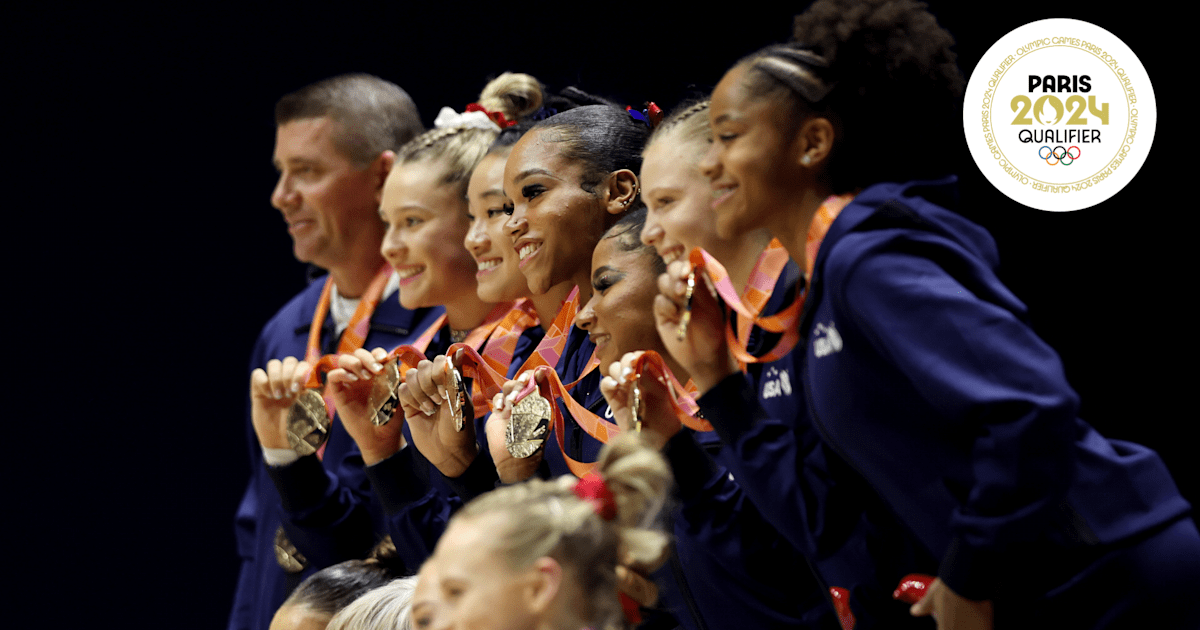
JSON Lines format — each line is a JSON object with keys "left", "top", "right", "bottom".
{"left": 801, "top": 155, "right": 812, "bottom": 166}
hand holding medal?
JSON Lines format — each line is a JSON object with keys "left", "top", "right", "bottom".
{"left": 326, "top": 347, "right": 408, "bottom": 466}
{"left": 397, "top": 352, "right": 479, "bottom": 478}
{"left": 654, "top": 257, "right": 736, "bottom": 395}
{"left": 249, "top": 357, "right": 320, "bottom": 453}
{"left": 599, "top": 350, "right": 710, "bottom": 451}
{"left": 485, "top": 368, "right": 553, "bottom": 484}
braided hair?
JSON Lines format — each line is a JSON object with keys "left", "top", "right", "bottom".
{"left": 397, "top": 72, "right": 547, "bottom": 195}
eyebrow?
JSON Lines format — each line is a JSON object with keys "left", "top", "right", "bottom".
{"left": 592, "top": 265, "right": 621, "bottom": 281}
{"left": 512, "top": 168, "right": 556, "bottom": 183}
{"left": 273, "top": 156, "right": 318, "bottom": 169}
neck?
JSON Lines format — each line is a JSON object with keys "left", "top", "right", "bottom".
{"left": 568, "top": 267, "right": 594, "bottom": 308}
{"left": 770, "top": 186, "right": 831, "bottom": 272}
{"left": 444, "top": 293, "right": 497, "bottom": 333}
{"left": 530, "top": 282, "right": 575, "bottom": 330}
{"left": 664, "top": 352, "right": 690, "bottom": 385}
{"left": 709, "top": 229, "right": 774, "bottom": 294}
{"left": 328, "top": 253, "right": 387, "bottom": 299}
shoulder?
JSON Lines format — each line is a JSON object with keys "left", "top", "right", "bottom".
{"left": 252, "top": 278, "right": 326, "bottom": 360}
{"left": 818, "top": 180, "right": 1003, "bottom": 300}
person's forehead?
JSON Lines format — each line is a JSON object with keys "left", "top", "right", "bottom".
{"left": 275, "top": 116, "right": 347, "bottom": 160}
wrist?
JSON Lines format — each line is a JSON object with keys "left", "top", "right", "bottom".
{"left": 361, "top": 445, "right": 401, "bottom": 466}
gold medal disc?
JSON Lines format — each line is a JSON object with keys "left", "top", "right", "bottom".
{"left": 286, "top": 388, "right": 331, "bottom": 456}
{"left": 506, "top": 390, "right": 551, "bottom": 458}
{"left": 367, "top": 360, "right": 402, "bottom": 426}
{"left": 447, "top": 367, "right": 469, "bottom": 432}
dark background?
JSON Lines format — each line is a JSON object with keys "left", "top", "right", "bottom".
{"left": 9, "top": 2, "right": 1185, "bottom": 627}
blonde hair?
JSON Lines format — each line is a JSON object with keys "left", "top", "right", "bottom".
{"left": 644, "top": 100, "right": 710, "bottom": 159}
{"left": 454, "top": 433, "right": 672, "bottom": 630}
{"left": 324, "top": 576, "right": 419, "bottom": 630}
{"left": 395, "top": 73, "right": 544, "bottom": 195}
{"left": 476, "top": 72, "right": 544, "bottom": 122}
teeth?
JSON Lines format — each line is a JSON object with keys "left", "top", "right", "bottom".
{"left": 661, "top": 249, "right": 682, "bottom": 266}
{"left": 396, "top": 266, "right": 424, "bottom": 280}
{"left": 519, "top": 243, "right": 539, "bottom": 259}
{"left": 477, "top": 259, "right": 500, "bottom": 271}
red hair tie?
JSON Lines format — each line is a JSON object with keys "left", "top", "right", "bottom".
{"left": 465, "top": 103, "right": 516, "bottom": 128}
{"left": 573, "top": 472, "right": 617, "bottom": 521}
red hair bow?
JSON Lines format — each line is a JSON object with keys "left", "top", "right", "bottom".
{"left": 465, "top": 103, "right": 516, "bottom": 128}
{"left": 573, "top": 472, "right": 617, "bottom": 521}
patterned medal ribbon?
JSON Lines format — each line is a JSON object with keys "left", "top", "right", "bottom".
{"left": 686, "top": 194, "right": 852, "bottom": 366}
{"left": 506, "top": 352, "right": 702, "bottom": 477}
{"left": 445, "top": 299, "right": 540, "bottom": 417}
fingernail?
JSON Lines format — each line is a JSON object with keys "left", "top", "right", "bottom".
{"left": 345, "top": 372, "right": 359, "bottom": 382}
{"left": 437, "top": 385, "right": 447, "bottom": 401}
{"left": 290, "top": 383, "right": 300, "bottom": 393}
{"left": 422, "top": 403, "right": 436, "bottom": 415}
{"left": 371, "top": 362, "right": 383, "bottom": 372}
{"left": 621, "top": 366, "right": 633, "bottom": 379}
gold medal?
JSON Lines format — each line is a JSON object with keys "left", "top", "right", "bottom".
{"left": 446, "top": 366, "right": 469, "bottom": 432}
{"left": 367, "top": 359, "right": 402, "bottom": 427}
{"left": 676, "top": 270, "right": 696, "bottom": 341}
{"left": 506, "top": 389, "right": 551, "bottom": 458}
{"left": 273, "top": 526, "right": 307, "bottom": 573}
{"left": 630, "top": 375, "right": 643, "bottom": 433}
{"left": 287, "top": 389, "right": 331, "bottom": 456}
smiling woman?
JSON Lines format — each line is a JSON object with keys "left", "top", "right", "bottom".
{"left": 503, "top": 105, "right": 648, "bottom": 304}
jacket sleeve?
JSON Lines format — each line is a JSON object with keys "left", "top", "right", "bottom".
{"left": 267, "top": 440, "right": 379, "bottom": 571}
{"left": 696, "top": 372, "right": 825, "bottom": 558}
{"left": 833, "top": 237, "right": 1079, "bottom": 599}
{"left": 364, "top": 444, "right": 463, "bottom": 572}
{"left": 662, "top": 430, "right": 836, "bottom": 629}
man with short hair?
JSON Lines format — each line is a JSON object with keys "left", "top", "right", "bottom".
{"left": 229, "top": 74, "right": 440, "bottom": 630}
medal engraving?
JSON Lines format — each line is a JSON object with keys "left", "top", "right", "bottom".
{"left": 447, "top": 367, "right": 469, "bottom": 432}
{"left": 286, "top": 389, "right": 331, "bottom": 456}
{"left": 368, "top": 360, "right": 402, "bottom": 427}
{"left": 506, "top": 390, "right": 551, "bottom": 458}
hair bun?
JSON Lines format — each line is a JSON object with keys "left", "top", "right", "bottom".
{"left": 477, "top": 72, "right": 545, "bottom": 122}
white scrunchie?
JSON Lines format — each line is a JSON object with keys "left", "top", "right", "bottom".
{"left": 433, "top": 106, "right": 500, "bottom": 131}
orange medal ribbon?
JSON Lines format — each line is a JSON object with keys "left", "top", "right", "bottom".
{"left": 687, "top": 194, "right": 852, "bottom": 366}
{"left": 446, "top": 299, "right": 540, "bottom": 417}
{"left": 299, "top": 264, "right": 393, "bottom": 459}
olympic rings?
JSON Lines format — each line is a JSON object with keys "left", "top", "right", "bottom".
{"left": 1039, "top": 145, "right": 1081, "bottom": 165}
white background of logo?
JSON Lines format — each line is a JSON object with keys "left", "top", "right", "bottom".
{"left": 964, "top": 19, "right": 1155, "bottom": 211}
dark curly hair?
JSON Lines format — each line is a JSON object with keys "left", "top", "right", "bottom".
{"left": 738, "top": 0, "right": 965, "bottom": 193}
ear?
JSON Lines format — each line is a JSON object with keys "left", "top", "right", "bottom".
{"left": 793, "top": 117, "right": 835, "bottom": 169}
{"left": 525, "top": 556, "right": 564, "bottom": 615}
{"left": 603, "top": 169, "right": 640, "bottom": 216}
{"left": 372, "top": 150, "right": 397, "bottom": 205}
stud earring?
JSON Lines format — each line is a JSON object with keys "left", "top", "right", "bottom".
{"left": 801, "top": 155, "right": 812, "bottom": 166}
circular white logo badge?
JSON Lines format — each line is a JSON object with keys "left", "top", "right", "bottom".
{"left": 963, "top": 19, "right": 1156, "bottom": 212}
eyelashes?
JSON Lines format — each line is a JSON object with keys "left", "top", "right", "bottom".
{"left": 521, "top": 184, "right": 546, "bottom": 201}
